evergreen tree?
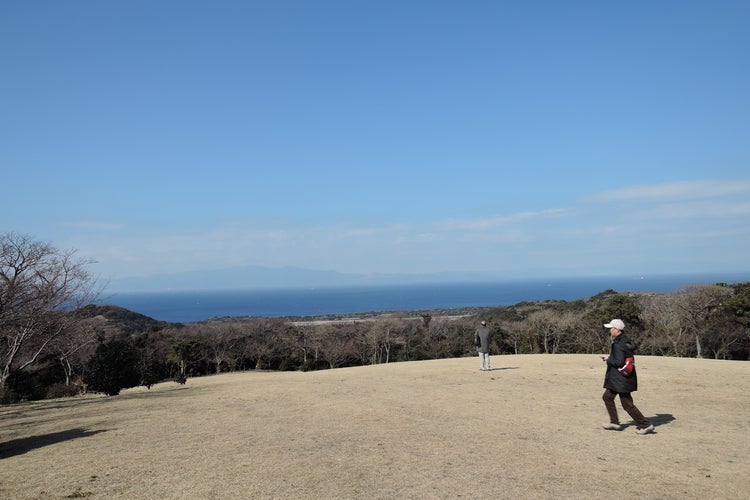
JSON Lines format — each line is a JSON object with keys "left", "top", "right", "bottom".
{"left": 85, "top": 338, "right": 141, "bottom": 396}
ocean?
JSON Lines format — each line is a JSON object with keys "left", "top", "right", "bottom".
{"left": 101, "top": 272, "right": 750, "bottom": 323}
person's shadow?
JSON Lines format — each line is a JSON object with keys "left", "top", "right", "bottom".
{"left": 621, "top": 413, "right": 675, "bottom": 431}
{"left": 650, "top": 413, "right": 676, "bottom": 427}
{"left": 0, "top": 428, "right": 108, "bottom": 459}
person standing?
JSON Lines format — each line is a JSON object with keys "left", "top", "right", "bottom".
{"left": 600, "top": 319, "right": 654, "bottom": 435}
{"left": 474, "top": 320, "right": 492, "bottom": 371}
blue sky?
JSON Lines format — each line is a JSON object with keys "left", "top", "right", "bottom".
{"left": 2, "top": 1, "right": 749, "bottom": 288}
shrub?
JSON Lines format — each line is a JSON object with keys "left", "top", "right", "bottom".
{"left": 45, "top": 383, "right": 82, "bottom": 399}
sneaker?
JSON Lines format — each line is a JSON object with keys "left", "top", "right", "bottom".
{"left": 601, "top": 423, "right": 622, "bottom": 430}
{"left": 636, "top": 424, "right": 655, "bottom": 435}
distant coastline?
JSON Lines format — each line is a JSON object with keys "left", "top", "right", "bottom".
{"left": 101, "top": 272, "right": 750, "bottom": 323}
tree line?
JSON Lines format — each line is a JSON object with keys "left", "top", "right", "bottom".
{"left": 2, "top": 232, "right": 749, "bottom": 403}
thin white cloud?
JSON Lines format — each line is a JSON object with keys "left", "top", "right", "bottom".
{"left": 436, "top": 208, "right": 569, "bottom": 231}
{"left": 79, "top": 179, "right": 750, "bottom": 281}
{"left": 642, "top": 200, "right": 750, "bottom": 219}
{"left": 589, "top": 179, "right": 750, "bottom": 202}
{"left": 87, "top": 209, "right": 558, "bottom": 277}
{"left": 64, "top": 220, "right": 124, "bottom": 230}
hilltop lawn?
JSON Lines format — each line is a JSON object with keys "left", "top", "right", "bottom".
{"left": 1, "top": 355, "right": 748, "bottom": 499}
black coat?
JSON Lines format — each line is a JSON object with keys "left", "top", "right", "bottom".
{"left": 603, "top": 333, "right": 638, "bottom": 393}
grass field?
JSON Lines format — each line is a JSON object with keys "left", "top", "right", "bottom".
{"left": 1, "top": 354, "right": 748, "bottom": 499}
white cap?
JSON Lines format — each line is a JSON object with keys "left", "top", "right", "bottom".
{"left": 604, "top": 319, "right": 626, "bottom": 330}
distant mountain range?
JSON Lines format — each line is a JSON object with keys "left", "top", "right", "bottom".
{"left": 107, "top": 266, "right": 750, "bottom": 294}
{"left": 107, "top": 265, "right": 506, "bottom": 292}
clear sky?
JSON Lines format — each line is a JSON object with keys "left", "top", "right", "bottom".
{"left": 2, "top": 1, "right": 749, "bottom": 287}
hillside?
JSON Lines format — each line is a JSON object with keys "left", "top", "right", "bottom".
{"left": 74, "top": 304, "right": 169, "bottom": 336}
{"left": 1, "top": 355, "right": 748, "bottom": 499}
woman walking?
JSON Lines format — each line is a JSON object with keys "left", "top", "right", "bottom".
{"left": 600, "top": 319, "right": 654, "bottom": 435}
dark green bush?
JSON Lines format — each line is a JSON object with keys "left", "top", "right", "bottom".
{"left": 85, "top": 338, "right": 141, "bottom": 396}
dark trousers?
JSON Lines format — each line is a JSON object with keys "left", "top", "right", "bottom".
{"left": 602, "top": 389, "right": 651, "bottom": 427}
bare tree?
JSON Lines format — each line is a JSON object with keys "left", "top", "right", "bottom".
{"left": 0, "top": 233, "right": 98, "bottom": 393}
{"left": 674, "top": 285, "right": 732, "bottom": 358}
{"left": 640, "top": 285, "right": 732, "bottom": 358}
{"left": 49, "top": 318, "right": 101, "bottom": 388}
{"left": 196, "top": 323, "right": 243, "bottom": 374}
{"left": 298, "top": 324, "right": 327, "bottom": 369}
{"left": 640, "top": 293, "right": 688, "bottom": 356}
{"left": 517, "top": 309, "right": 577, "bottom": 354}
{"left": 420, "top": 320, "right": 451, "bottom": 359}
{"left": 701, "top": 314, "right": 745, "bottom": 359}
{"left": 366, "top": 319, "right": 403, "bottom": 364}
{"left": 317, "top": 324, "right": 359, "bottom": 369}
{"left": 242, "top": 318, "right": 290, "bottom": 370}
{"left": 501, "top": 319, "right": 524, "bottom": 355}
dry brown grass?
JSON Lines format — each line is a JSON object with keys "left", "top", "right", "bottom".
{"left": 1, "top": 354, "right": 748, "bottom": 499}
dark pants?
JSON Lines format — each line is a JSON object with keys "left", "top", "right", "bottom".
{"left": 602, "top": 389, "right": 651, "bottom": 427}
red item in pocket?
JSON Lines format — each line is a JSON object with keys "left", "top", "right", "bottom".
{"left": 618, "top": 357, "right": 634, "bottom": 376}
